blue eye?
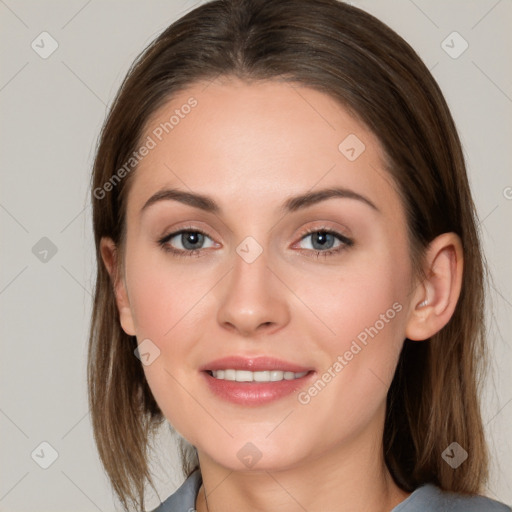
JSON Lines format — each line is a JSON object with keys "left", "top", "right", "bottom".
{"left": 297, "top": 228, "right": 353, "bottom": 258}
{"left": 157, "top": 227, "right": 353, "bottom": 259}
{"left": 158, "top": 229, "right": 215, "bottom": 257}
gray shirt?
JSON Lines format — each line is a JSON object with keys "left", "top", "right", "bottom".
{"left": 151, "top": 469, "right": 511, "bottom": 512}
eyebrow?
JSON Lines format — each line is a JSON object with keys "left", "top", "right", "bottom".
{"left": 140, "top": 186, "right": 379, "bottom": 216}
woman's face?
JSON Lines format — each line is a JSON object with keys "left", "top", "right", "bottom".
{"left": 108, "top": 78, "right": 418, "bottom": 472}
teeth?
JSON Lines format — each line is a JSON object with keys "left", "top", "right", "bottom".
{"left": 210, "top": 369, "right": 308, "bottom": 382}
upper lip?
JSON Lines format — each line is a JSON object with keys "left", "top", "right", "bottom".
{"left": 200, "top": 356, "right": 313, "bottom": 373}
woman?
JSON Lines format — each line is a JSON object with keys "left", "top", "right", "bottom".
{"left": 87, "top": 0, "right": 511, "bottom": 511}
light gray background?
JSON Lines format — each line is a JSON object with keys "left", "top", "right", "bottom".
{"left": 0, "top": 0, "right": 511, "bottom": 510}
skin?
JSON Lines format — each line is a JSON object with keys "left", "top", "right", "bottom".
{"left": 101, "top": 78, "right": 463, "bottom": 512}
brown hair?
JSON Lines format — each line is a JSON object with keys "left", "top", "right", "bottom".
{"left": 88, "top": 0, "right": 489, "bottom": 510}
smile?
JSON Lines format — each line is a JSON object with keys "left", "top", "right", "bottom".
{"left": 207, "top": 369, "right": 309, "bottom": 382}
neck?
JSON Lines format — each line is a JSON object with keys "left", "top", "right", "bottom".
{"left": 195, "top": 420, "right": 410, "bottom": 512}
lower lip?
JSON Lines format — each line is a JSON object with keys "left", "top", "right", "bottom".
{"left": 201, "top": 371, "right": 315, "bottom": 406}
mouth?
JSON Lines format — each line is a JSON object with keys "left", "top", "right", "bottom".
{"left": 199, "top": 356, "right": 315, "bottom": 406}
{"left": 206, "top": 369, "right": 309, "bottom": 382}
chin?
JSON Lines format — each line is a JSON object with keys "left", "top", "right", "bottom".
{"left": 194, "top": 433, "right": 314, "bottom": 473}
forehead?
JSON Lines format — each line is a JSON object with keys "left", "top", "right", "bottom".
{"left": 126, "top": 78, "right": 402, "bottom": 220}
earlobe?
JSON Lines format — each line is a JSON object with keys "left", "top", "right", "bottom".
{"left": 99, "top": 237, "right": 136, "bottom": 336}
{"left": 405, "top": 233, "right": 464, "bottom": 341}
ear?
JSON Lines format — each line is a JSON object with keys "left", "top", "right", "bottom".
{"left": 405, "top": 232, "right": 464, "bottom": 341}
{"left": 100, "top": 237, "right": 136, "bottom": 336}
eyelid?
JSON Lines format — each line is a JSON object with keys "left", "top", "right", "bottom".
{"left": 291, "top": 224, "right": 354, "bottom": 255}
{"left": 158, "top": 225, "right": 217, "bottom": 247}
{"left": 158, "top": 221, "right": 218, "bottom": 242}
{"left": 292, "top": 219, "right": 352, "bottom": 242}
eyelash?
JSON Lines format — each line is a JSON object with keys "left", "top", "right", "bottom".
{"left": 157, "top": 225, "right": 354, "bottom": 259}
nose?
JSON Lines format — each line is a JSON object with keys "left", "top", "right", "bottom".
{"left": 216, "top": 245, "right": 290, "bottom": 337}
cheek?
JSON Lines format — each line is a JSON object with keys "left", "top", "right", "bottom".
{"left": 295, "top": 251, "right": 409, "bottom": 351}
{"left": 123, "top": 249, "right": 218, "bottom": 416}
{"left": 125, "top": 255, "right": 210, "bottom": 439}
{"left": 292, "top": 252, "right": 409, "bottom": 413}
{"left": 125, "top": 247, "right": 211, "bottom": 344}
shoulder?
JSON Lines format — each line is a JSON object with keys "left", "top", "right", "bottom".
{"left": 150, "top": 469, "right": 202, "bottom": 512}
{"left": 393, "top": 483, "right": 511, "bottom": 512}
